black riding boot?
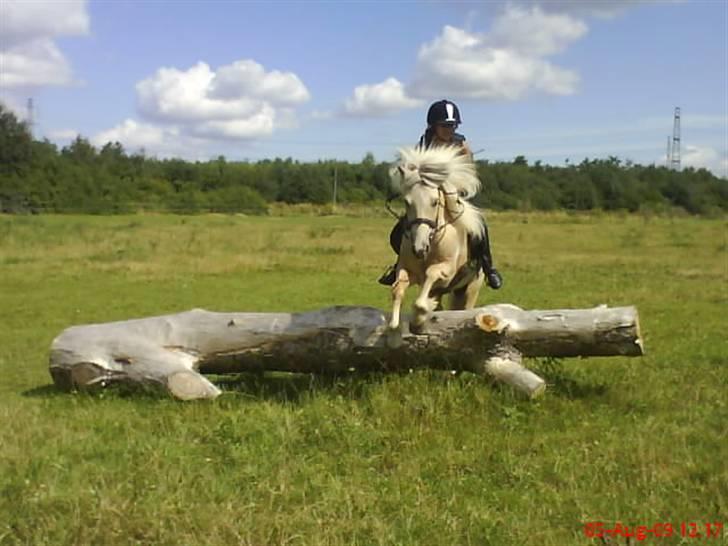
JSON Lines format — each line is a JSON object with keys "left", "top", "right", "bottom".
{"left": 378, "top": 218, "right": 406, "bottom": 285}
{"left": 472, "top": 221, "right": 503, "bottom": 290}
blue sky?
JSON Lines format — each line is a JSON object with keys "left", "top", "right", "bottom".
{"left": 1, "top": 0, "right": 726, "bottom": 176}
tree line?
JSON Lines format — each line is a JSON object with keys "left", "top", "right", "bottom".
{"left": 2, "top": 103, "right": 726, "bottom": 215}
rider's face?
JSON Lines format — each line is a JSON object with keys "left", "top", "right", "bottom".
{"left": 434, "top": 122, "right": 456, "bottom": 142}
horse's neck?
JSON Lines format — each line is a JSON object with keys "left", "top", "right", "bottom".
{"left": 434, "top": 202, "right": 468, "bottom": 250}
{"left": 441, "top": 198, "right": 466, "bottom": 235}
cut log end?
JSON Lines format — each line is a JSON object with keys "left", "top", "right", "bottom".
{"left": 477, "top": 314, "right": 501, "bottom": 333}
{"left": 634, "top": 312, "right": 645, "bottom": 356}
{"left": 166, "top": 371, "right": 222, "bottom": 401}
{"left": 481, "top": 354, "right": 546, "bottom": 399}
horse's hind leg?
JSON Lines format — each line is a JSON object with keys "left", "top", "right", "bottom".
{"left": 451, "top": 272, "right": 485, "bottom": 310}
{"left": 450, "top": 287, "right": 467, "bottom": 311}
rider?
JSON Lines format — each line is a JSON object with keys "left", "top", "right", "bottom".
{"left": 378, "top": 99, "right": 503, "bottom": 290}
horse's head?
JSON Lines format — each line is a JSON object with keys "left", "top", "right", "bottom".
{"left": 390, "top": 146, "right": 483, "bottom": 260}
{"left": 402, "top": 179, "right": 442, "bottom": 259}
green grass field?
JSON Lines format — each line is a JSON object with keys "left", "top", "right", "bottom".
{"left": 1, "top": 210, "right": 726, "bottom": 546}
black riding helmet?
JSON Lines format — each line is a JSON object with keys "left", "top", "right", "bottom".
{"left": 426, "top": 99, "right": 462, "bottom": 126}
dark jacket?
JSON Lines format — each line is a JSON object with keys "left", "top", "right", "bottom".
{"left": 418, "top": 130, "right": 466, "bottom": 150}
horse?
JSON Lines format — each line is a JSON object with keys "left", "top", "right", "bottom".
{"left": 387, "top": 145, "right": 486, "bottom": 331}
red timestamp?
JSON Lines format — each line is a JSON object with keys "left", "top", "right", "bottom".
{"left": 584, "top": 521, "right": 724, "bottom": 541}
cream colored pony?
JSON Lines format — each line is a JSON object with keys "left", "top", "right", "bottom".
{"left": 388, "top": 145, "right": 486, "bottom": 331}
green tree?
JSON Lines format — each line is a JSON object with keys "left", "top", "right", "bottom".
{"left": 0, "top": 103, "right": 33, "bottom": 176}
{"left": 62, "top": 136, "right": 97, "bottom": 164}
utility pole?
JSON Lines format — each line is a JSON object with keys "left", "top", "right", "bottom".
{"left": 670, "top": 107, "right": 681, "bottom": 171}
{"left": 26, "top": 97, "right": 35, "bottom": 138}
{"left": 332, "top": 165, "right": 338, "bottom": 210}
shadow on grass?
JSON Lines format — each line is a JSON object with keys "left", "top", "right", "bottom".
{"left": 22, "top": 381, "right": 181, "bottom": 401}
{"left": 22, "top": 384, "right": 67, "bottom": 398}
{"left": 212, "top": 371, "right": 387, "bottom": 405}
{"left": 21, "top": 372, "right": 406, "bottom": 405}
{"left": 22, "top": 367, "right": 610, "bottom": 405}
{"left": 546, "top": 375, "right": 609, "bottom": 399}
{"left": 528, "top": 358, "right": 610, "bottom": 400}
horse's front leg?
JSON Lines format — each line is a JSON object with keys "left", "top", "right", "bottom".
{"left": 388, "top": 267, "right": 410, "bottom": 330}
{"left": 412, "top": 263, "right": 455, "bottom": 328}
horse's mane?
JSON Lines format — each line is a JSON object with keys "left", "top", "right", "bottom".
{"left": 391, "top": 145, "right": 485, "bottom": 238}
{"left": 391, "top": 145, "right": 481, "bottom": 197}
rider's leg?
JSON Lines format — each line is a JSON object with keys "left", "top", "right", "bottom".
{"left": 475, "top": 218, "right": 503, "bottom": 290}
{"left": 379, "top": 218, "right": 406, "bottom": 285}
{"left": 389, "top": 217, "right": 405, "bottom": 253}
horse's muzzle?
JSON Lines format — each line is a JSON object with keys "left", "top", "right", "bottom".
{"left": 406, "top": 218, "right": 437, "bottom": 260}
{"left": 413, "top": 244, "right": 429, "bottom": 260}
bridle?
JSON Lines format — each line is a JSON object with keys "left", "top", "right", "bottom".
{"left": 386, "top": 178, "right": 466, "bottom": 245}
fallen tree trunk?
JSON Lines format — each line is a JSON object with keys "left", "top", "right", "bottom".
{"left": 49, "top": 304, "right": 643, "bottom": 400}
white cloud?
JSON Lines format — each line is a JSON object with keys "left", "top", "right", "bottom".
{"left": 681, "top": 114, "right": 728, "bottom": 130}
{"left": 135, "top": 60, "right": 310, "bottom": 140}
{"left": 510, "top": 1, "right": 680, "bottom": 19}
{"left": 89, "top": 59, "right": 310, "bottom": 157}
{"left": 209, "top": 60, "right": 310, "bottom": 105}
{"left": 343, "top": 77, "right": 424, "bottom": 117}
{"left": 489, "top": 4, "right": 587, "bottom": 56}
{"left": 344, "top": 2, "right": 680, "bottom": 108}
{"left": 46, "top": 128, "right": 81, "bottom": 142}
{"left": 0, "top": 0, "right": 89, "bottom": 89}
{"left": 1, "top": 0, "right": 89, "bottom": 47}
{"left": 137, "top": 63, "right": 259, "bottom": 122}
{"left": 91, "top": 118, "right": 210, "bottom": 159}
{"left": 340, "top": 10, "right": 582, "bottom": 114}
{"left": 1, "top": 40, "right": 75, "bottom": 88}
{"left": 681, "top": 144, "right": 728, "bottom": 178}
{"left": 191, "top": 105, "right": 276, "bottom": 139}
{"left": 409, "top": 15, "right": 582, "bottom": 100}
{"left": 92, "top": 119, "right": 174, "bottom": 150}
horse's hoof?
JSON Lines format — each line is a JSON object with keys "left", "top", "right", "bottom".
{"left": 413, "top": 299, "right": 429, "bottom": 314}
{"left": 409, "top": 319, "right": 429, "bottom": 335}
{"left": 386, "top": 327, "right": 403, "bottom": 348}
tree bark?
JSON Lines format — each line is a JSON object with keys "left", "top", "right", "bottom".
{"left": 49, "top": 304, "right": 643, "bottom": 400}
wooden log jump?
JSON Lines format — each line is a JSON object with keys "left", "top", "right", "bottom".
{"left": 49, "top": 304, "right": 643, "bottom": 400}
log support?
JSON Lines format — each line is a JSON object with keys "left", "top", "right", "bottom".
{"left": 49, "top": 304, "right": 643, "bottom": 400}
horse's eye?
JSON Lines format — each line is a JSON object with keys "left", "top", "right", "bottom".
{"left": 431, "top": 198, "right": 439, "bottom": 206}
